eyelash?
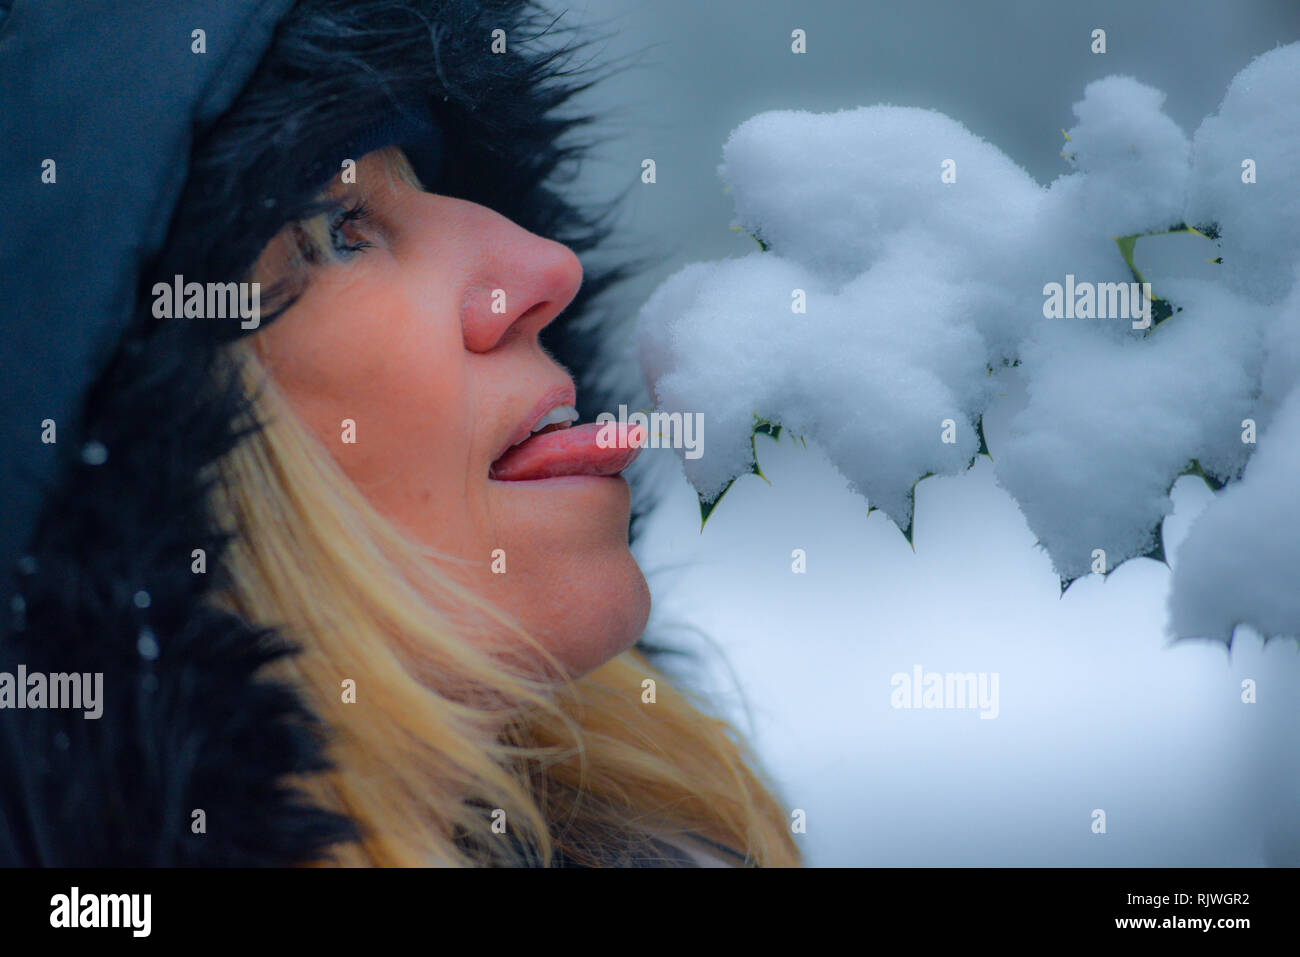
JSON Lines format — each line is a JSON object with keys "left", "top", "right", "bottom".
{"left": 327, "top": 200, "right": 375, "bottom": 259}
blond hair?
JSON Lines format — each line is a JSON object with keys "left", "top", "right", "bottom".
{"left": 205, "top": 148, "right": 801, "bottom": 866}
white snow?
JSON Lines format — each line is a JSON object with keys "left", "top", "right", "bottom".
{"left": 1059, "top": 76, "right": 1191, "bottom": 238}
{"left": 1186, "top": 42, "right": 1300, "bottom": 304}
{"left": 996, "top": 279, "right": 1265, "bottom": 582}
{"left": 636, "top": 43, "right": 1300, "bottom": 642}
{"left": 1168, "top": 282, "right": 1300, "bottom": 643}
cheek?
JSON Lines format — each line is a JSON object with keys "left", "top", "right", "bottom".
{"left": 257, "top": 273, "right": 475, "bottom": 541}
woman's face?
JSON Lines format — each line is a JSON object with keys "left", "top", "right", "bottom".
{"left": 252, "top": 149, "right": 650, "bottom": 677}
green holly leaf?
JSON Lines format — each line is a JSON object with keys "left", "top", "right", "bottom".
{"left": 1106, "top": 521, "right": 1168, "bottom": 573}
{"left": 698, "top": 413, "right": 798, "bottom": 529}
{"left": 1181, "top": 458, "right": 1227, "bottom": 492}
{"left": 1115, "top": 234, "right": 1140, "bottom": 275}
{"left": 1060, "top": 127, "right": 1075, "bottom": 162}
{"left": 1113, "top": 222, "right": 1221, "bottom": 332}
{"left": 894, "top": 472, "right": 936, "bottom": 550}
{"left": 699, "top": 478, "right": 736, "bottom": 529}
{"left": 730, "top": 225, "right": 769, "bottom": 252}
{"left": 967, "top": 414, "right": 991, "bottom": 467}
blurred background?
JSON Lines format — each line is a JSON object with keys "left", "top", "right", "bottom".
{"left": 554, "top": 0, "right": 1300, "bottom": 865}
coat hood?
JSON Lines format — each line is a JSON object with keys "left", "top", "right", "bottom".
{"left": 0, "top": 0, "right": 646, "bottom": 866}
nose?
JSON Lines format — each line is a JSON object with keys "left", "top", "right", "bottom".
{"left": 460, "top": 215, "right": 584, "bottom": 354}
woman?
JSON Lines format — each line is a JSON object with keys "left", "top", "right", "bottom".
{"left": 0, "top": 0, "right": 800, "bottom": 866}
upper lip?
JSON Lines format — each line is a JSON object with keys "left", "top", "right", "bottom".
{"left": 491, "top": 381, "right": 579, "bottom": 466}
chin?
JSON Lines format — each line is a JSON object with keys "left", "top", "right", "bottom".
{"left": 512, "top": 545, "right": 652, "bottom": 678}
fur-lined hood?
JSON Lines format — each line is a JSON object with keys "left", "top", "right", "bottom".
{"left": 0, "top": 0, "right": 652, "bottom": 866}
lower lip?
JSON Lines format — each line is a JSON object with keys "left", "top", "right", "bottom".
{"left": 488, "top": 473, "right": 627, "bottom": 489}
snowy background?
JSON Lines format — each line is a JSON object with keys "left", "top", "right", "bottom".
{"left": 558, "top": 0, "right": 1300, "bottom": 865}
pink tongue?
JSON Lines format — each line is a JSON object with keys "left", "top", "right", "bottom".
{"left": 490, "top": 422, "right": 645, "bottom": 481}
